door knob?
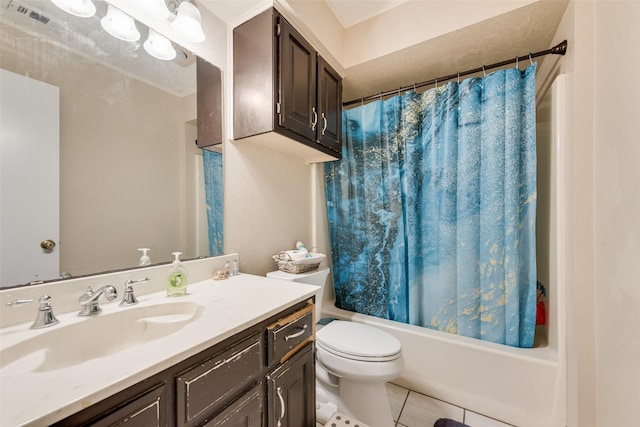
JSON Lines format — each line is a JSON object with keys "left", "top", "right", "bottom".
{"left": 40, "top": 240, "right": 56, "bottom": 250}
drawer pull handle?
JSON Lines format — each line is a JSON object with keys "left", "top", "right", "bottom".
{"left": 284, "top": 324, "right": 307, "bottom": 341}
{"left": 276, "top": 386, "right": 285, "bottom": 426}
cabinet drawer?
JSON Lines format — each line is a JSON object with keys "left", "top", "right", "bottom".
{"left": 267, "top": 304, "right": 314, "bottom": 365}
{"left": 176, "top": 333, "right": 263, "bottom": 427}
{"left": 92, "top": 383, "right": 166, "bottom": 427}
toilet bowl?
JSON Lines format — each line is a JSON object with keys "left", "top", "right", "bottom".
{"left": 266, "top": 267, "right": 404, "bottom": 427}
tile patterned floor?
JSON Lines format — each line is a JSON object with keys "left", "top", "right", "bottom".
{"left": 385, "top": 383, "right": 513, "bottom": 427}
{"left": 317, "top": 383, "right": 514, "bottom": 427}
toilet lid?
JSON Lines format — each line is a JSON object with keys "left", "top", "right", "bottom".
{"left": 316, "top": 321, "right": 401, "bottom": 360}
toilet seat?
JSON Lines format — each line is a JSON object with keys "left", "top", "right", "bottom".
{"left": 316, "top": 320, "right": 402, "bottom": 362}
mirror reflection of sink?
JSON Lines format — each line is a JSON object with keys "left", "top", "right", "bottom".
{"left": 1, "top": 301, "right": 204, "bottom": 374}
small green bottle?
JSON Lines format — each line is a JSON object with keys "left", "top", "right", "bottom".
{"left": 167, "top": 252, "right": 188, "bottom": 297}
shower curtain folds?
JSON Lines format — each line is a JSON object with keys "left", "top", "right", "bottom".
{"left": 325, "top": 64, "right": 538, "bottom": 348}
{"left": 203, "top": 150, "right": 223, "bottom": 256}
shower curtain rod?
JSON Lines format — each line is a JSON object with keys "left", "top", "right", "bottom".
{"left": 343, "top": 40, "right": 568, "bottom": 107}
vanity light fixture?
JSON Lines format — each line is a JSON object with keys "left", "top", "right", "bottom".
{"left": 171, "top": 1, "right": 205, "bottom": 43}
{"left": 138, "top": 0, "right": 206, "bottom": 43}
{"left": 100, "top": 4, "right": 140, "bottom": 42}
{"left": 142, "top": 0, "right": 172, "bottom": 20}
{"left": 143, "top": 28, "right": 177, "bottom": 60}
{"left": 50, "top": 0, "right": 96, "bottom": 18}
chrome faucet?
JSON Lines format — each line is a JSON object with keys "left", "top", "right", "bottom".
{"left": 7, "top": 295, "right": 59, "bottom": 329}
{"left": 78, "top": 285, "right": 117, "bottom": 316}
{"left": 120, "top": 277, "right": 150, "bottom": 306}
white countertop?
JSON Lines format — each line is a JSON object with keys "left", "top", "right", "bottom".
{"left": 0, "top": 274, "right": 318, "bottom": 426}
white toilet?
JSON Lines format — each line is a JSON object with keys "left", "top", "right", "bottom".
{"left": 266, "top": 267, "right": 404, "bottom": 427}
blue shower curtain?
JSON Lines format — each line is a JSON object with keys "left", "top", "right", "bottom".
{"left": 325, "top": 64, "right": 537, "bottom": 348}
{"left": 203, "top": 150, "right": 223, "bottom": 256}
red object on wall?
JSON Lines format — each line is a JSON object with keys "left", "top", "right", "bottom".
{"left": 536, "top": 300, "right": 546, "bottom": 326}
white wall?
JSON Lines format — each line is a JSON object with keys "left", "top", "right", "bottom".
{"left": 538, "top": 1, "right": 640, "bottom": 426}
{"left": 593, "top": 1, "right": 640, "bottom": 426}
{"left": 542, "top": 2, "right": 598, "bottom": 426}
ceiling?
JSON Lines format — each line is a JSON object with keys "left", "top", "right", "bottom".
{"left": 324, "top": 0, "right": 409, "bottom": 28}
{"left": 339, "top": 0, "right": 569, "bottom": 102}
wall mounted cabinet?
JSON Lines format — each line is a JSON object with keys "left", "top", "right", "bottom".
{"left": 233, "top": 8, "right": 342, "bottom": 163}
{"left": 197, "top": 57, "right": 223, "bottom": 149}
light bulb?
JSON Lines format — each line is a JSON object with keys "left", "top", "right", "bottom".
{"left": 100, "top": 4, "right": 140, "bottom": 42}
{"left": 171, "top": 2, "right": 205, "bottom": 43}
{"left": 139, "top": 0, "right": 171, "bottom": 20}
{"left": 50, "top": 0, "right": 96, "bottom": 18}
{"left": 144, "top": 28, "right": 177, "bottom": 61}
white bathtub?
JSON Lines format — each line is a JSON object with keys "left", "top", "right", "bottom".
{"left": 322, "top": 303, "right": 565, "bottom": 427}
{"left": 318, "top": 75, "right": 568, "bottom": 427}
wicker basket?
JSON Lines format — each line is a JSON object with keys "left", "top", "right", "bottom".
{"left": 272, "top": 252, "right": 325, "bottom": 274}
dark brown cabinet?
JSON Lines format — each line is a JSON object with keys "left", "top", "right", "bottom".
{"left": 316, "top": 56, "right": 342, "bottom": 153}
{"left": 175, "top": 334, "right": 264, "bottom": 427}
{"left": 52, "top": 300, "right": 315, "bottom": 427}
{"left": 233, "top": 8, "right": 342, "bottom": 162}
{"left": 197, "top": 57, "right": 223, "bottom": 149}
{"left": 267, "top": 345, "right": 315, "bottom": 427}
{"left": 204, "top": 384, "right": 263, "bottom": 427}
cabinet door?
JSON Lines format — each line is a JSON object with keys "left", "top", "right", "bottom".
{"left": 278, "top": 16, "right": 317, "bottom": 142}
{"left": 316, "top": 57, "right": 342, "bottom": 154}
{"left": 203, "top": 383, "right": 263, "bottom": 427}
{"left": 267, "top": 344, "right": 315, "bottom": 427}
{"left": 197, "top": 57, "right": 223, "bottom": 148}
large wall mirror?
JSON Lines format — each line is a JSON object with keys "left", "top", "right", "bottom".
{"left": 0, "top": 0, "right": 223, "bottom": 288}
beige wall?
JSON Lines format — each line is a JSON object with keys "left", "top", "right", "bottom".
{"left": 59, "top": 59, "right": 187, "bottom": 275}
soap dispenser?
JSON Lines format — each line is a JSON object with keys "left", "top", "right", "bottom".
{"left": 167, "top": 252, "right": 188, "bottom": 297}
{"left": 138, "top": 248, "right": 151, "bottom": 266}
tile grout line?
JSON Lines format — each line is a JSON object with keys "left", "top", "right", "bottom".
{"left": 394, "top": 387, "right": 410, "bottom": 427}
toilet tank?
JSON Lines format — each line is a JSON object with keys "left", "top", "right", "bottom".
{"left": 266, "top": 267, "right": 330, "bottom": 310}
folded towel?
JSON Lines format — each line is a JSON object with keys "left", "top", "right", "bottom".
{"left": 434, "top": 419, "right": 471, "bottom": 427}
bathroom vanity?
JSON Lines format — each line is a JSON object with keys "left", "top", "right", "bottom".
{"left": 0, "top": 262, "right": 318, "bottom": 427}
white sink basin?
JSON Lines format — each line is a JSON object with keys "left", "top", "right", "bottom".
{"left": 0, "top": 301, "right": 204, "bottom": 373}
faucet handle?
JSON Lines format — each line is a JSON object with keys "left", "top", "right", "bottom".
{"left": 7, "top": 295, "right": 60, "bottom": 329}
{"left": 120, "top": 277, "right": 150, "bottom": 306}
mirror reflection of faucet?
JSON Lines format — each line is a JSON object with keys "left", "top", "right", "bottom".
{"left": 7, "top": 295, "right": 60, "bottom": 329}
{"left": 78, "top": 286, "right": 117, "bottom": 316}
{"left": 120, "top": 277, "right": 150, "bottom": 306}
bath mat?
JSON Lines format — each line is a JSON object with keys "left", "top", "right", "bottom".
{"left": 434, "top": 418, "right": 471, "bottom": 427}
{"left": 324, "top": 412, "right": 370, "bottom": 427}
